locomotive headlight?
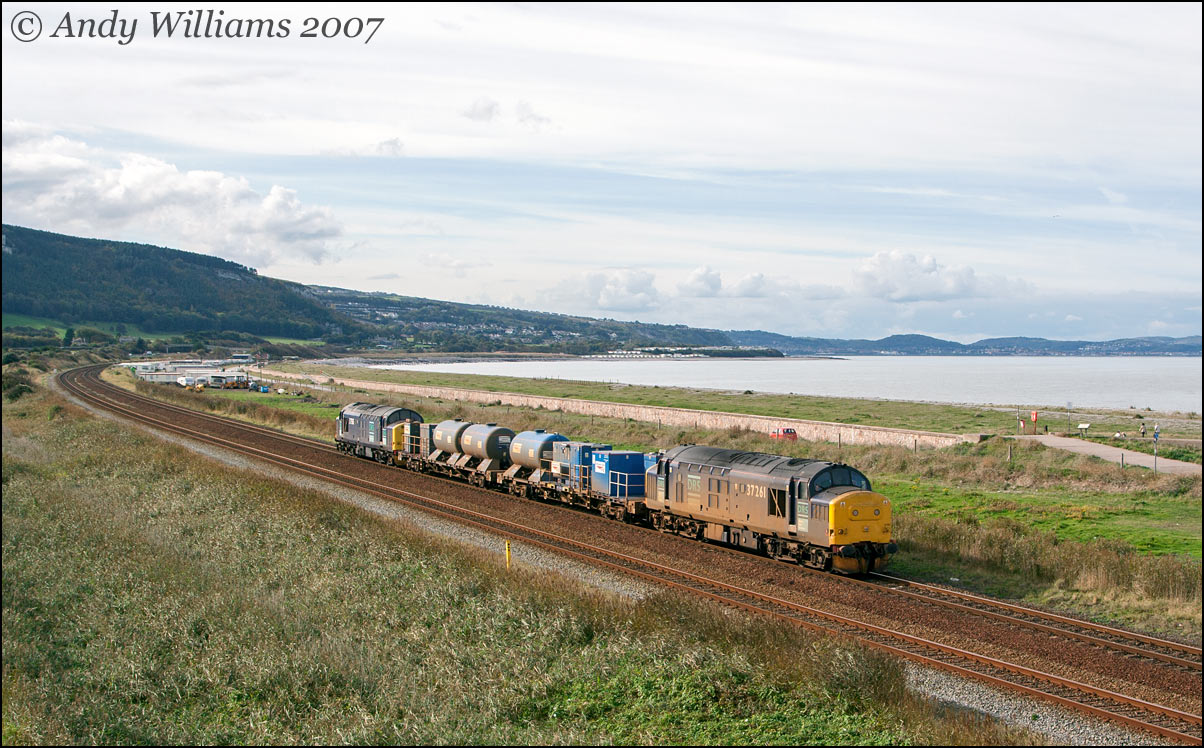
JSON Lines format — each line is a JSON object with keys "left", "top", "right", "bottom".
{"left": 852, "top": 509, "right": 859, "bottom": 517}
{"left": 874, "top": 509, "right": 880, "bottom": 516}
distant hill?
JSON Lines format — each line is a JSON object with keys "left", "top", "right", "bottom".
{"left": 729, "top": 330, "right": 1201, "bottom": 356}
{"left": 310, "top": 286, "right": 732, "bottom": 353}
{"left": 2, "top": 225, "right": 1199, "bottom": 356}
{"left": 1, "top": 225, "right": 361, "bottom": 340}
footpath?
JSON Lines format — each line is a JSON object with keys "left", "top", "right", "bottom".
{"left": 1011, "top": 435, "right": 1201, "bottom": 476}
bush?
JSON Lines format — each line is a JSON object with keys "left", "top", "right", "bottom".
{"left": 2, "top": 368, "right": 34, "bottom": 401}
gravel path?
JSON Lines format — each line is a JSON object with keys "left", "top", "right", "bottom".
{"left": 1012, "top": 434, "right": 1200, "bottom": 475}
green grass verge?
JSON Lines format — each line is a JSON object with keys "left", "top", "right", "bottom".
{"left": 882, "top": 478, "right": 1201, "bottom": 557}
{"left": 2, "top": 387, "right": 1030, "bottom": 745}
{"left": 275, "top": 362, "right": 1202, "bottom": 438}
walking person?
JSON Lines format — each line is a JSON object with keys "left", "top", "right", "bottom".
{"left": 1140, "top": 423, "right": 1146, "bottom": 438}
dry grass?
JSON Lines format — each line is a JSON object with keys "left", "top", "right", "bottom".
{"left": 896, "top": 515, "right": 1201, "bottom": 604}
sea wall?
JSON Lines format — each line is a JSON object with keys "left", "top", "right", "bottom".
{"left": 258, "top": 368, "right": 978, "bottom": 448}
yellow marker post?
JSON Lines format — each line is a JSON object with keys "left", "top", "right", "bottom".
{"left": 505, "top": 540, "right": 511, "bottom": 570}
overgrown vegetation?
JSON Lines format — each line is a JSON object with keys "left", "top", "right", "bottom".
{"left": 107, "top": 367, "right": 1202, "bottom": 636}
{"left": 2, "top": 389, "right": 1032, "bottom": 744}
{"left": 2, "top": 367, "right": 34, "bottom": 402}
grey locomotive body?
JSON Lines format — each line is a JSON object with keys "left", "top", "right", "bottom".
{"left": 335, "top": 402, "right": 423, "bottom": 461}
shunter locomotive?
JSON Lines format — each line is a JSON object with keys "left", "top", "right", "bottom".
{"left": 336, "top": 403, "right": 895, "bottom": 573}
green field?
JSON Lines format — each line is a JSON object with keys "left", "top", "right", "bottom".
{"left": 3, "top": 383, "right": 1028, "bottom": 745}
{"left": 260, "top": 336, "right": 326, "bottom": 345}
{"left": 1, "top": 313, "right": 172, "bottom": 341}
{"left": 2, "top": 314, "right": 325, "bottom": 347}
{"left": 883, "top": 478, "right": 1201, "bottom": 556}
{"left": 273, "top": 361, "right": 1202, "bottom": 439}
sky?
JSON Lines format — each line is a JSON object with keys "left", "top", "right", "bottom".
{"left": 2, "top": 2, "right": 1201, "bottom": 342}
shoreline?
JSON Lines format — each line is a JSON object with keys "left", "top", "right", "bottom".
{"left": 308, "top": 356, "right": 1202, "bottom": 417}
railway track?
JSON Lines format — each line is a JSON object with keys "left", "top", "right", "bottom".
{"left": 58, "top": 364, "right": 1203, "bottom": 744}
{"left": 866, "top": 572, "right": 1202, "bottom": 671}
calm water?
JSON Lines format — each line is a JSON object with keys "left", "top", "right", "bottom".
{"left": 373, "top": 356, "right": 1203, "bottom": 413}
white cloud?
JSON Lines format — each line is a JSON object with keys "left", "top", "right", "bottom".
{"left": 727, "top": 273, "right": 774, "bottom": 298}
{"left": 560, "top": 269, "right": 659, "bottom": 312}
{"left": 373, "top": 138, "right": 405, "bottom": 157}
{"left": 677, "top": 266, "right": 722, "bottom": 297}
{"left": 676, "top": 267, "right": 816, "bottom": 299}
{"left": 515, "top": 101, "right": 552, "bottom": 131}
{"left": 463, "top": 97, "right": 500, "bottom": 122}
{"left": 856, "top": 251, "right": 980, "bottom": 302}
{"left": 1, "top": 123, "right": 341, "bottom": 268}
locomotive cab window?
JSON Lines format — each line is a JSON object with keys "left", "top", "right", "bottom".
{"left": 810, "top": 467, "right": 871, "bottom": 495}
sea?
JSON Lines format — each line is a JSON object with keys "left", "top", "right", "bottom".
{"left": 371, "top": 356, "right": 1203, "bottom": 414}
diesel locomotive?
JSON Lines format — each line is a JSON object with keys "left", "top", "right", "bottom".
{"left": 335, "top": 403, "right": 896, "bottom": 573}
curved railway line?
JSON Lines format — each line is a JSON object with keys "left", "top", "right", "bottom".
{"left": 58, "top": 364, "right": 1203, "bottom": 744}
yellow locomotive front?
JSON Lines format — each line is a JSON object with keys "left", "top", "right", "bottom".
{"left": 825, "top": 489, "right": 895, "bottom": 574}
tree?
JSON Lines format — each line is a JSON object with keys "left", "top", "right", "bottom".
{"left": 62, "top": 327, "right": 75, "bottom": 347}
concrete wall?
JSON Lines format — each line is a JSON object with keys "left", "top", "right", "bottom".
{"left": 259, "top": 368, "right": 977, "bottom": 449}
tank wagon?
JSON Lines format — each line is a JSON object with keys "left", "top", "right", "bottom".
{"left": 338, "top": 403, "right": 894, "bottom": 573}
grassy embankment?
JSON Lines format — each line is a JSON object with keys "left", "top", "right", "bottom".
{"left": 2, "top": 381, "right": 1030, "bottom": 744}
{"left": 274, "top": 361, "right": 1203, "bottom": 438}
{"left": 104, "top": 365, "right": 1202, "bottom": 639}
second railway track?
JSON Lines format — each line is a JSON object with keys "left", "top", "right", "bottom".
{"left": 59, "top": 364, "right": 1203, "bottom": 744}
